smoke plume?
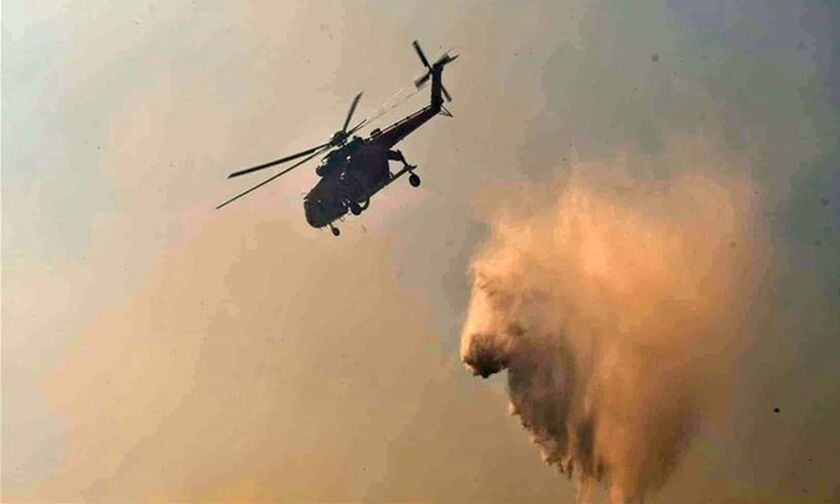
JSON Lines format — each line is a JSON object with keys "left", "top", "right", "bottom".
{"left": 460, "top": 147, "right": 769, "bottom": 503}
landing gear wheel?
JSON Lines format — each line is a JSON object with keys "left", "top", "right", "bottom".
{"left": 331, "top": 226, "right": 340, "bottom": 237}
{"left": 350, "top": 202, "right": 363, "bottom": 216}
{"left": 409, "top": 173, "right": 421, "bottom": 187}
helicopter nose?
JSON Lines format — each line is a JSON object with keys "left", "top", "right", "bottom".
{"left": 303, "top": 199, "right": 322, "bottom": 228}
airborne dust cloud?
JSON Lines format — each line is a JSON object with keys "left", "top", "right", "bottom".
{"left": 460, "top": 144, "right": 769, "bottom": 503}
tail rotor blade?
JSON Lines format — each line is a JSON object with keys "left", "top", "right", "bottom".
{"left": 413, "top": 40, "right": 431, "bottom": 69}
{"left": 342, "top": 92, "right": 363, "bottom": 134}
{"left": 441, "top": 84, "right": 452, "bottom": 102}
{"left": 414, "top": 72, "right": 431, "bottom": 88}
{"left": 434, "top": 52, "right": 451, "bottom": 67}
{"left": 217, "top": 146, "right": 328, "bottom": 210}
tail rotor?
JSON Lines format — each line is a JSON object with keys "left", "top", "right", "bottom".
{"left": 412, "top": 40, "right": 458, "bottom": 102}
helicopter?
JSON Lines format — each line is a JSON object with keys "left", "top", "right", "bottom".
{"left": 216, "top": 40, "right": 458, "bottom": 236}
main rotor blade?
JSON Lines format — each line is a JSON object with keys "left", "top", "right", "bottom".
{"left": 413, "top": 40, "right": 431, "bottom": 69}
{"left": 216, "top": 147, "right": 327, "bottom": 210}
{"left": 342, "top": 92, "right": 363, "bottom": 134}
{"left": 347, "top": 118, "right": 368, "bottom": 136}
{"left": 228, "top": 142, "right": 330, "bottom": 179}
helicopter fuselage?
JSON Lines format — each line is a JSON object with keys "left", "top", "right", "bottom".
{"left": 303, "top": 93, "right": 442, "bottom": 230}
{"left": 303, "top": 142, "right": 388, "bottom": 227}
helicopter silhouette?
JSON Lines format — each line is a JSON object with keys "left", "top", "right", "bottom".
{"left": 216, "top": 40, "right": 458, "bottom": 236}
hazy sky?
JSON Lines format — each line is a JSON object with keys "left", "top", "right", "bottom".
{"left": 3, "top": 1, "right": 839, "bottom": 502}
